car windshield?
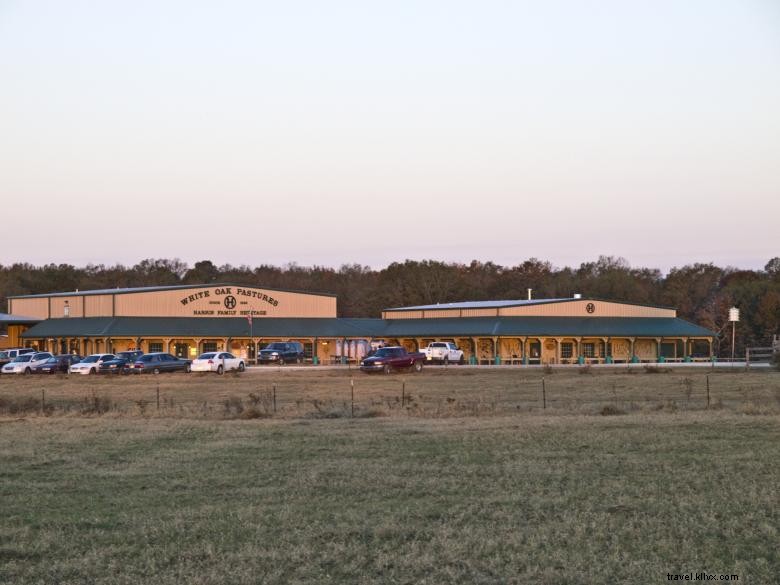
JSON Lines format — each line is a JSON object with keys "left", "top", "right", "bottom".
{"left": 264, "top": 343, "right": 286, "bottom": 350}
{"left": 0, "top": 352, "right": 8, "bottom": 359}
{"left": 373, "top": 348, "right": 397, "bottom": 358}
{"left": 198, "top": 353, "right": 217, "bottom": 359}
{"left": 13, "top": 355, "right": 33, "bottom": 363}
{"left": 117, "top": 352, "right": 136, "bottom": 358}
{"left": 81, "top": 356, "right": 100, "bottom": 363}
{"left": 45, "top": 358, "right": 58, "bottom": 364}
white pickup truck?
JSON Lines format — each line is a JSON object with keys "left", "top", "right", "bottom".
{"left": 423, "top": 342, "right": 465, "bottom": 365}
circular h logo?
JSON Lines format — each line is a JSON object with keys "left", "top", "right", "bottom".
{"left": 224, "top": 295, "right": 237, "bottom": 309}
{"left": 586, "top": 302, "right": 595, "bottom": 314}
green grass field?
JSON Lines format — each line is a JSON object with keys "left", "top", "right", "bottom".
{"left": 1, "top": 369, "right": 779, "bottom": 584}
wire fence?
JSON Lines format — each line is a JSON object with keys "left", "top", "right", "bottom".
{"left": 1, "top": 368, "right": 779, "bottom": 419}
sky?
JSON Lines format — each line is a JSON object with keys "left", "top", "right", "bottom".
{"left": 1, "top": 0, "right": 779, "bottom": 274}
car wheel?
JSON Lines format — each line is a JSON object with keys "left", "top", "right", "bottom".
{"left": 90, "top": 368, "right": 97, "bottom": 375}
{"left": 217, "top": 365, "right": 224, "bottom": 375}
{"left": 459, "top": 355, "right": 465, "bottom": 365}
{"left": 443, "top": 357, "right": 449, "bottom": 366}
{"left": 238, "top": 362, "right": 245, "bottom": 372}
{"left": 383, "top": 364, "right": 391, "bottom": 375}
{"left": 25, "top": 367, "right": 32, "bottom": 375}
{"left": 184, "top": 364, "right": 191, "bottom": 373}
{"left": 278, "top": 358, "right": 285, "bottom": 366}
{"left": 413, "top": 361, "right": 423, "bottom": 373}
{"left": 153, "top": 367, "right": 160, "bottom": 375}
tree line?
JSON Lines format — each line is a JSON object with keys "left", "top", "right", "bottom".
{"left": 1, "top": 256, "right": 778, "bottom": 356}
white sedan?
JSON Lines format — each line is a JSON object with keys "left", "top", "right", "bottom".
{"left": 191, "top": 352, "right": 245, "bottom": 374}
{"left": 70, "top": 354, "right": 115, "bottom": 375}
{"left": 2, "top": 352, "right": 53, "bottom": 375}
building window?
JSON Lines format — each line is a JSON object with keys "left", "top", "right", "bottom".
{"left": 203, "top": 342, "right": 218, "bottom": 353}
{"left": 148, "top": 341, "right": 163, "bottom": 353}
{"left": 561, "top": 342, "right": 573, "bottom": 359}
{"left": 583, "top": 343, "right": 595, "bottom": 358}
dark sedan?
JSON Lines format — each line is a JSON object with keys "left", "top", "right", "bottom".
{"left": 131, "top": 353, "right": 192, "bottom": 374}
{"left": 99, "top": 356, "right": 133, "bottom": 374}
{"left": 33, "top": 354, "right": 82, "bottom": 374}
{"left": 115, "top": 350, "right": 144, "bottom": 362}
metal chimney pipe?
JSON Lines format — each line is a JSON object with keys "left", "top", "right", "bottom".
{"left": 527, "top": 288, "right": 532, "bottom": 300}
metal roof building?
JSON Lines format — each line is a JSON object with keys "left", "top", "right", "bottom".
{"left": 6, "top": 284, "right": 716, "bottom": 365}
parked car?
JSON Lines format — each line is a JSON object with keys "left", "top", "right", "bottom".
{"left": 192, "top": 352, "right": 245, "bottom": 374}
{"left": 98, "top": 356, "right": 133, "bottom": 375}
{"left": 131, "top": 353, "right": 192, "bottom": 374}
{"left": 0, "top": 348, "right": 35, "bottom": 367}
{"left": 70, "top": 354, "right": 116, "bottom": 375}
{"left": 2, "top": 352, "right": 54, "bottom": 375}
{"left": 33, "top": 354, "right": 82, "bottom": 374}
{"left": 424, "top": 341, "right": 465, "bottom": 365}
{"left": 360, "top": 346, "right": 425, "bottom": 374}
{"left": 258, "top": 342, "right": 305, "bottom": 365}
{"left": 115, "top": 350, "right": 144, "bottom": 362}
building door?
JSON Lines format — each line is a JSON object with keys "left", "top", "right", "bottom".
{"left": 529, "top": 341, "right": 541, "bottom": 363}
{"left": 174, "top": 343, "right": 190, "bottom": 358}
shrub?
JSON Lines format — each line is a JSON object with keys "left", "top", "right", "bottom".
{"left": 599, "top": 405, "right": 626, "bottom": 416}
{"left": 81, "top": 393, "right": 113, "bottom": 415}
{"left": 644, "top": 365, "right": 668, "bottom": 374}
{"left": 222, "top": 395, "right": 244, "bottom": 416}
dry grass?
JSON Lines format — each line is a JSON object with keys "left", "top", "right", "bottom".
{"left": 1, "top": 366, "right": 778, "bottom": 419}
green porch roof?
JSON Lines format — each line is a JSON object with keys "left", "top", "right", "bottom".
{"left": 0, "top": 313, "right": 43, "bottom": 326}
{"left": 21, "top": 316, "right": 715, "bottom": 339}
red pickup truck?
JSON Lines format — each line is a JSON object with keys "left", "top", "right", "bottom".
{"left": 359, "top": 346, "right": 426, "bottom": 374}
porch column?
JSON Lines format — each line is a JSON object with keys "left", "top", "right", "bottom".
{"left": 629, "top": 337, "right": 636, "bottom": 362}
{"left": 471, "top": 338, "right": 480, "bottom": 364}
{"left": 554, "top": 338, "right": 562, "bottom": 365}
{"left": 493, "top": 336, "right": 499, "bottom": 364}
{"left": 656, "top": 338, "right": 663, "bottom": 362}
{"left": 682, "top": 337, "right": 689, "bottom": 359}
{"left": 708, "top": 338, "right": 713, "bottom": 359}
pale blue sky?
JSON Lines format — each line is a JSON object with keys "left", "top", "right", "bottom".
{"left": 1, "top": 0, "right": 778, "bottom": 272}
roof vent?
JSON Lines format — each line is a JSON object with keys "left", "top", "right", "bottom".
{"left": 573, "top": 293, "right": 582, "bottom": 299}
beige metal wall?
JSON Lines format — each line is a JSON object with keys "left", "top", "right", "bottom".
{"left": 10, "top": 286, "right": 337, "bottom": 319}
{"left": 8, "top": 297, "right": 50, "bottom": 319}
{"left": 500, "top": 300, "right": 674, "bottom": 318}
{"left": 85, "top": 295, "right": 114, "bottom": 316}
{"left": 383, "top": 299, "right": 675, "bottom": 319}
{"left": 113, "top": 286, "right": 336, "bottom": 318}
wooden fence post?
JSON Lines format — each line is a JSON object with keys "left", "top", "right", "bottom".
{"left": 156, "top": 382, "right": 160, "bottom": 412}
{"left": 542, "top": 377, "right": 546, "bottom": 410}
{"left": 350, "top": 378, "right": 354, "bottom": 418}
{"left": 706, "top": 375, "right": 710, "bottom": 409}
{"left": 401, "top": 380, "right": 405, "bottom": 407}
{"left": 41, "top": 388, "right": 45, "bottom": 415}
{"left": 273, "top": 384, "right": 277, "bottom": 413}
